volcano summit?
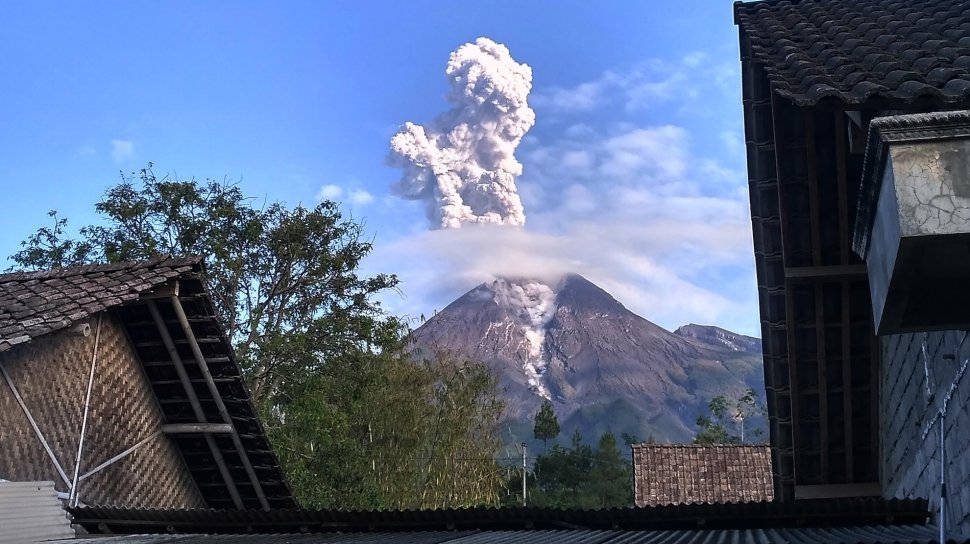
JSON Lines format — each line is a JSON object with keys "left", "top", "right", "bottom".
{"left": 410, "top": 274, "right": 765, "bottom": 444}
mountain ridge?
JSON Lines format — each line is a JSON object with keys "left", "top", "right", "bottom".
{"left": 411, "top": 274, "right": 765, "bottom": 444}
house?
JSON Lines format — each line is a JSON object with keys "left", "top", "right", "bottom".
{"left": 631, "top": 444, "right": 773, "bottom": 507}
{"left": 0, "top": 256, "right": 296, "bottom": 511}
{"left": 735, "top": 0, "right": 970, "bottom": 536}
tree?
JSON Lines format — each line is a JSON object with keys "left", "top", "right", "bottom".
{"left": 694, "top": 388, "right": 766, "bottom": 444}
{"left": 694, "top": 395, "right": 733, "bottom": 444}
{"left": 587, "top": 432, "right": 632, "bottom": 508}
{"left": 533, "top": 399, "right": 560, "bottom": 451}
{"left": 525, "top": 430, "right": 633, "bottom": 509}
{"left": 11, "top": 164, "right": 399, "bottom": 403}
{"left": 275, "top": 351, "right": 506, "bottom": 509}
{"left": 10, "top": 164, "right": 507, "bottom": 509}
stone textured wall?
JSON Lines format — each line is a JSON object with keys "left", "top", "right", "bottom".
{"left": 0, "top": 312, "right": 205, "bottom": 508}
{"left": 881, "top": 330, "right": 970, "bottom": 535}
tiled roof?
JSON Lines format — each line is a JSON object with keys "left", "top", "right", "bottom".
{"left": 632, "top": 445, "right": 773, "bottom": 506}
{"left": 734, "top": 0, "right": 970, "bottom": 107}
{"left": 0, "top": 255, "right": 198, "bottom": 352}
{"left": 0, "top": 257, "right": 296, "bottom": 510}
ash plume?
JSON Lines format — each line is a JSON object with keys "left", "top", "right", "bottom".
{"left": 389, "top": 37, "right": 535, "bottom": 229}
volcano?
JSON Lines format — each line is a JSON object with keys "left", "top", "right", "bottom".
{"left": 410, "top": 274, "right": 765, "bottom": 444}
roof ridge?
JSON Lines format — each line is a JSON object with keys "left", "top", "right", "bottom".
{"left": 0, "top": 255, "right": 202, "bottom": 282}
{"left": 632, "top": 444, "right": 770, "bottom": 448}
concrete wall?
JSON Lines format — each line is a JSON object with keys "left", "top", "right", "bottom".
{"left": 881, "top": 330, "right": 970, "bottom": 536}
{"left": 0, "top": 312, "right": 205, "bottom": 509}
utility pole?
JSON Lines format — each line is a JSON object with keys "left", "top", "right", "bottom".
{"left": 521, "top": 443, "right": 527, "bottom": 507}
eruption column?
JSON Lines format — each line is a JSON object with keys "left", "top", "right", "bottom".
{"left": 389, "top": 37, "right": 535, "bottom": 228}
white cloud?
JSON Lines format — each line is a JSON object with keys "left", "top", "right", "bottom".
{"left": 316, "top": 184, "right": 344, "bottom": 201}
{"left": 371, "top": 122, "right": 759, "bottom": 336}
{"left": 110, "top": 140, "right": 134, "bottom": 163}
{"left": 530, "top": 56, "right": 739, "bottom": 115}
{"left": 375, "top": 44, "right": 756, "bottom": 334}
{"left": 682, "top": 51, "right": 707, "bottom": 69}
{"left": 599, "top": 126, "right": 688, "bottom": 181}
{"left": 369, "top": 221, "right": 754, "bottom": 334}
{"left": 317, "top": 184, "right": 376, "bottom": 207}
{"left": 348, "top": 189, "right": 375, "bottom": 206}
{"left": 531, "top": 80, "right": 607, "bottom": 112}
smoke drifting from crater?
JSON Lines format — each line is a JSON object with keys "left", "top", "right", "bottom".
{"left": 389, "top": 37, "right": 535, "bottom": 228}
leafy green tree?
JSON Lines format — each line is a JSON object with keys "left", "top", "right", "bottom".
{"left": 10, "top": 164, "right": 399, "bottom": 403}
{"left": 11, "top": 211, "right": 95, "bottom": 269}
{"left": 276, "top": 351, "right": 506, "bottom": 509}
{"left": 587, "top": 432, "right": 632, "bottom": 508}
{"left": 620, "top": 432, "right": 642, "bottom": 446}
{"left": 10, "top": 164, "right": 507, "bottom": 509}
{"left": 525, "top": 430, "right": 633, "bottom": 509}
{"left": 694, "top": 395, "right": 733, "bottom": 444}
{"left": 533, "top": 399, "right": 560, "bottom": 451}
{"left": 694, "top": 388, "right": 766, "bottom": 444}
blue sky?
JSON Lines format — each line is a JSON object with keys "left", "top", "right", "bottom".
{"left": 0, "top": 1, "right": 758, "bottom": 336}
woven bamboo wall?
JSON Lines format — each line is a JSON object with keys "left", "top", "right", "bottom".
{"left": 0, "top": 311, "right": 205, "bottom": 508}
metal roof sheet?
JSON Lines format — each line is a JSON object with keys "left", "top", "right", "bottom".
{"left": 47, "top": 525, "right": 961, "bottom": 544}
{"left": 68, "top": 497, "right": 931, "bottom": 535}
{"left": 0, "top": 481, "right": 75, "bottom": 543}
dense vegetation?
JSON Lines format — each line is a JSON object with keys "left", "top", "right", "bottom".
{"left": 501, "top": 402, "right": 633, "bottom": 508}
{"left": 10, "top": 165, "right": 506, "bottom": 509}
{"left": 12, "top": 165, "right": 765, "bottom": 510}
{"left": 693, "top": 387, "right": 766, "bottom": 445}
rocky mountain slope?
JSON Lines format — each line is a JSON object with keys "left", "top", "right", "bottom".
{"left": 410, "top": 274, "right": 765, "bottom": 444}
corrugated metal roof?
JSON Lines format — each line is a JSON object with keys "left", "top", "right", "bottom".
{"left": 0, "top": 481, "right": 74, "bottom": 543}
{"left": 68, "top": 497, "right": 931, "bottom": 535}
{"left": 47, "top": 525, "right": 962, "bottom": 544}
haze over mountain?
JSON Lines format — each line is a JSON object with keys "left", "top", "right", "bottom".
{"left": 411, "top": 274, "right": 765, "bottom": 444}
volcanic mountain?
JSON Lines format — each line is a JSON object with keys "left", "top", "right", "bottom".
{"left": 410, "top": 274, "right": 765, "bottom": 444}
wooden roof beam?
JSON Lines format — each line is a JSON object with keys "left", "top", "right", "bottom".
{"left": 170, "top": 294, "right": 270, "bottom": 511}
{"left": 146, "top": 300, "right": 245, "bottom": 510}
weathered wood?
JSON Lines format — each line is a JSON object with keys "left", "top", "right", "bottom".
{"left": 138, "top": 281, "right": 180, "bottom": 300}
{"left": 773, "top": 94, "right": 801, "bottom": 490}
{"left": 162, "top": 423, "right": 234, "bottom": 434}
{"left": 170, "top": 295, "right": 269, "bottom": 511}
{"left": 835, "top": 112, "right": 850, "bottom": 264}
{"left": 784, "top": 265, "right": 866, "bottom": 280}
{"left": 804, "top": 110, "right": 822, "bottom": 267}
{"left": 841, "top": 281, "right": 854, "bottom": 481}
{"left": 815, "top": 283, "right": 829, "bottom": 483}
{"left": 147, "top": 300, "right": 244, "bottom": 510}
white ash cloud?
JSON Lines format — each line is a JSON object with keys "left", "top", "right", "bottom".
{"left": 369, "top": 121, "right": 759, "bottom": 336}
{"left": 489, "top": 278, "right": 557, "bottom": 399}
{"left": 388, "top": 37, "right": 535, "bottom": 229}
